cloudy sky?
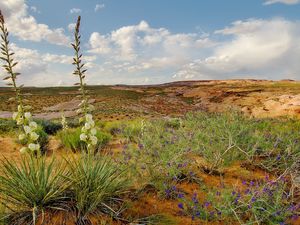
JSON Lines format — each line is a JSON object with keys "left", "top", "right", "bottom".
{"left": 0, "top": 0, "right": 300, "bottom": 86}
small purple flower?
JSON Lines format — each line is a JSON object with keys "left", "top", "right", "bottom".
{"left": 291, "top": 214, "right": 299, "bottom": 221}
{"left": 178, "top": 203, "right": 184, "bottom": 209}
{"left": 192, "top": 193, "right": 199, "bottom": 204}
{"left": 276, "top": 154, "right": 281, "bottom": 161}
{"left": 178, "top": 193, "right": 184, "bottom": 199}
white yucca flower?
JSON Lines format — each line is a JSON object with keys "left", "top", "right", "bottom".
{"left": 24, "top": 112, "right": 31, "bottom": 119}
{"left": 29, "top": 121, "right": 38, "bottom": 129}
{"left": 16, "top": 117, "right": 24, "bottom": 125}
{"left": 18, "top": 134, "right": 26, "bottom": 141}
{"left": 86, "top": 114, "right": 93, "bottom": 122}
{"left": 30, "top": 132, "right": 39, "bottom": 141}
{"left": 24, "top": 126, "right": 31, "bottom": 134}
{"left": 90, "top": 128, "right": 97, "bottom": 136}
{"left": 12, "top": 112, "right": 18, "bottom": 120}
{"left": 84, "top": 122, "right": 91, "bottom": 130}
{"left": 28, "top": 143, "right": 37, "bottom": 151}
{"left": 80, "top": 133, "right": 87, "bottom": 141}
{"left": 90, "top": 135, "right": 98, "bottom": 145}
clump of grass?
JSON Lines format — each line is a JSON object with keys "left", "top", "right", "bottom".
{"left": 57, "top": 128, "right": 111, "bottom": 153}
{"left": 0, "top": 156, "right": 69, "bottom": 225}
{"left": 65, "top": 155, "right": 130, "bottom": 224}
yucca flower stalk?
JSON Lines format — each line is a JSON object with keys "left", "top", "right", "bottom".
{"left": 61, "top": 111, "right": 69, "bottom": 130}
{"left": 0, "top": 10, "right": 40, "bottom": 155}
{"left": 71, "top": 15, "right": 98, "bottom": 153}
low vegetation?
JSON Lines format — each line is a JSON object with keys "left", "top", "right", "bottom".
{"left": 0, "top": 10, "right": 298, "bottom": 225}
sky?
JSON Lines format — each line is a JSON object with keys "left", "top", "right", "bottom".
{"left": 0, "top": 0, "right": 300, "bottom": 86}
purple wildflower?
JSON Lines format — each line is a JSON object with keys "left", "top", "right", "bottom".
{"left": 178, "top": 203, "right": 184, "bottom": 210}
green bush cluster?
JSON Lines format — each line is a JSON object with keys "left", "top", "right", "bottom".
{"left": 0, "top": 119, "right": 17, "bottom": 134}
{"left": 57, "top": 128, "right": 111, "bottom": 153}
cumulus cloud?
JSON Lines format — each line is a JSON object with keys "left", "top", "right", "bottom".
{"left": 0, "top": 44, "right": 98, "bottom": 87}
{"left": 174, "top": 18, "right": 300, "bottom": 80}
{"left": 88, "top": 20, "right": 215, "bottom": 68}
{"left": 0, "top": 0, "right": 70, "bottom": 46}
{"left": 95, "top": 4, "right": 105, "bottom": 12}
{"left": 70, "top": 8, "right": 81, "bottom": 14}
{"left": 264, "top": 0, "right": 300, "bottom": 5}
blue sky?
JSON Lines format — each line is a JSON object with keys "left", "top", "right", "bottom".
{"left": 0, "top": 0, "right": 300, "bottom": 86}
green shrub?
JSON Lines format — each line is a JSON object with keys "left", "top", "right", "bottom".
{"left": 123, "top": 120, "right": 145, "bottom": 142}
{"left": 57, "top": 128, "right": 111, "bottom": 152}
{"left": 121, "top": 119, "right": 190, "bottom": 198}
{"left": 0, "top": 156, "right": 69, "bottom": 225}
{"left": 104, "top": 121, "right": 125, "bottom": 136}
{"left": 164, "top": 117, "right": 182, "bottom": 129}
{"left": 35, "top": 119, "right": 62, "bottom": 135}
{"left": 0, "top": 119, "right": 17, "bottom": 134}
{"left": 65, "top": 155, "right": 129, "bottom": 224}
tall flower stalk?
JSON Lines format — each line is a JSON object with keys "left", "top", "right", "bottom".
{"left": 0, "top": 10, "right": 40, "bottom": 155}
{"left": 72, "top": 16, "right": 97, "bottom": 153}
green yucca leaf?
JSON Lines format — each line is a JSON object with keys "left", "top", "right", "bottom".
{"left": 64, "top": 155, "right": 129, "bottom": 221}
{"left": 0, "top": 156, "right": 70, "bottom": 224}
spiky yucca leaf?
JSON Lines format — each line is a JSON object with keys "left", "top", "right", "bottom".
{"left": 0, "top": 156, "right": 70, "bottom": 225}
{"left": 65, "top": 155, "right": 129, "bottom": 224}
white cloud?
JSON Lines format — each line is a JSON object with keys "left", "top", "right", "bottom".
{"left": 264, "top": 0, "right": 300, "bottom": 5}
{"left": 30, "top": 6, "right": 40, "bottom": 13}
{"left": 88, "top": 20, "right": 214, "bottom": 63}
{"left": 70, "top": 8, "right": 81, "bottom": 14}
{"left": 0, "top": 0, "right": 70, "bottom": 46}
{"left": 0, "top": 44, "right": 98, "bottom": 86}
{"left": 174, "top": 18, "right": 300, "bottom": 81}
{"left": 68, "top": 23, "right": 76, "bottom": 32}
{"left": 95, "top": 4, "right": 105, "bottom": 12}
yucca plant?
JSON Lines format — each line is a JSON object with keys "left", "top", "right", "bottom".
{"left": 0, "top": 156, "right": 70, "bottom": 225}
{"left": 71, "top": 16, "right": 98, "bottom": 154}
{"left": 0, "top": 10, "right": 41, "bottom": 155}
{"left": 65, "top": 155, "right": 129, "bottom": 225}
